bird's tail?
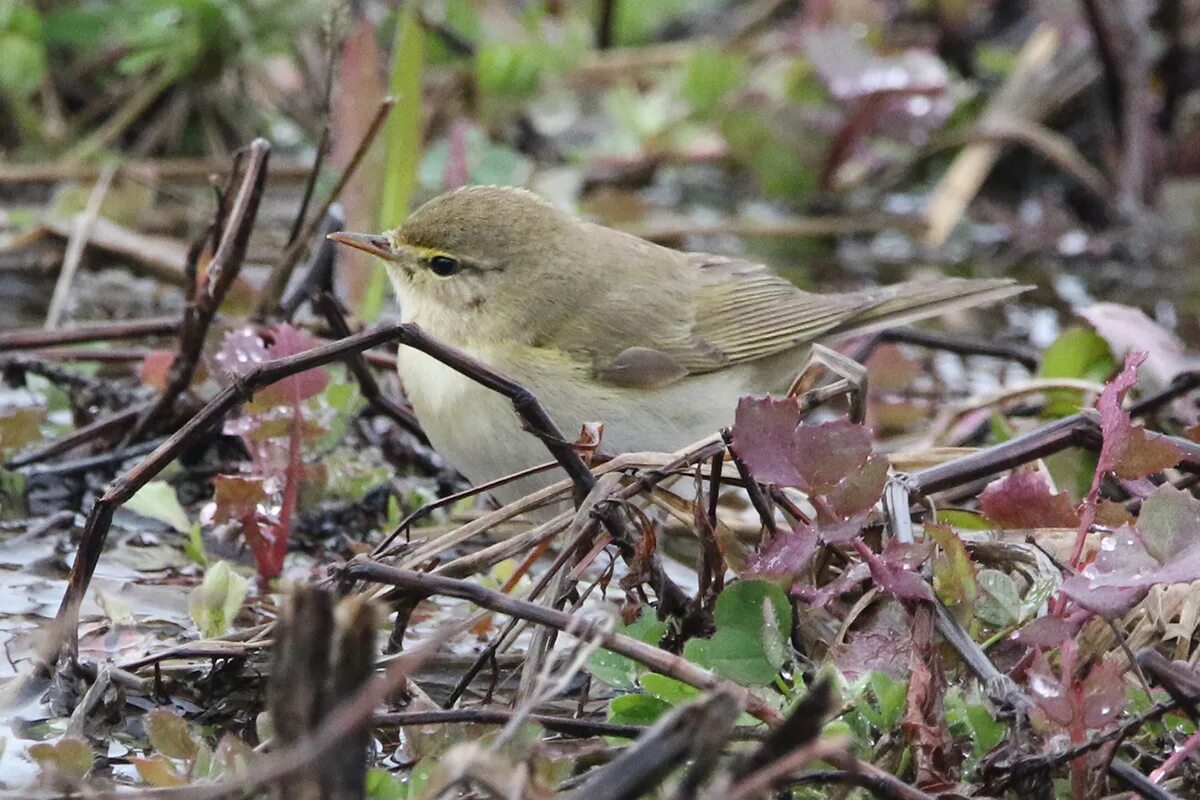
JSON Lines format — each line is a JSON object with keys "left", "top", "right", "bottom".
{"left": 827, "top": 278, "right": 1031, "bottom": 339}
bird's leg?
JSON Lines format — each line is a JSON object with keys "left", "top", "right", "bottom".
{"left": 786, "top": 343, "right": 869, "bottom": 423}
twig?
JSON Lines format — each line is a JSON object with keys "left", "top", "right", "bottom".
{"left": 49, "top": 321, "right": 632, "bottom": 662}
{"left": 124, "top": 139, "right": 271, "bottom": 444}
{"left": 1107, "top": 760, "right": 1181, "bottom": 800}
{"left": 0, "top": 315, "right": 180, "bottom": 354}
{"left": 4, "top": 403, "right": 148, "bottom": 469}
{"left": 310, "top": 292, "right": 423, "bottom": 437}
{"left": 1079, "top": 0, "right": 1123, "bottom": 134}
{"left": 375, "top": 707, "right": 766, "bottom": 740}
{"left": 337, "top": 559, "right": 784, "bottom": 726}
{"left": 44, "top": 163, "right": 117, "bottom": 330}
{"left": 256, "top": 97, "right": 394, "bottom": 319}
{"left": 863, "top": 327, "right": 1041, "bottom": 370}
{"left": 923, "top": 24, "right": 1061, "bottom": 246}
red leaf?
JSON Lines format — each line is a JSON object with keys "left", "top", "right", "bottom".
{"left": 212, "top": 475, "right": 267, "bottom": 524}
{"left": 1095, "top": 353, "right": 1181, "bottom": 481}
{"left": 856, "top": 539, "right": 933, "bottom": 602}
{"left": 1060, "top": 486, "right": 1200, "bottom": 618}
{"left": 979, "top": 470, "right": 1080, "bottom": 529}
{"left": 747, "top": 521, "right": 819, "bottom": 579}
{"left": 732, "top": 396, "right": 881, "bottom": 499}
{"left": 825, "top": 454, "right": 889, "bottom": 518}
{"left": 256, "top": 324, "right": 330, "bottom": 405}
{"left": 1026, "top": 647, "right": 1073, "bottom": 727}
{"left": 139, "top": 350, "right": 177, "bottom": 390}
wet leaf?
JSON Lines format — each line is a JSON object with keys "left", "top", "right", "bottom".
{"left": 860, "top": 540, "right": 933, "bottom": 602}
{"left": 131, "top": 754, "right": 186, "bottom": 787}
{"left": 587, "top": 610, "right": 667, "bottom": 689}
{"left": 979, "top": 470, "right": 1080, "bottom": 529}
{"left": 146, "top": 708, "right": 198, "bottom": 760}
{"left": 188, "top": 560, "right": 248, "bottom": 637}
{"left": 928, "top": 523, "right": 977, "bottom": 612}
{"left": 683, "top": 579, "right": 791, "bottom": 685}
{"left": 252, "top": 324, "right": 330, "bottom": 407}
{"left": 29, "top": 736, "right": 93, "bottom": 785}
{"left": 976, "top": 569, "right": 1021, "bottom": 627}
{"left": 1059, "top": 486, "right": 1200, "bottom": 618}
{"left": 127, "top": 480, "right": 191, "bottom": 534}
{"left": 746, "top": 521, "right": 818, "bottom": 579}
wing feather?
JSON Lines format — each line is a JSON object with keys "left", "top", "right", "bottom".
{"left": 591, "top": 252, "right": 1027, "bottom": 388}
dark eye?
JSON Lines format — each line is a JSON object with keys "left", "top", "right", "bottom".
{"left": 429, "top": 255, "right": 460, "bottom": 276}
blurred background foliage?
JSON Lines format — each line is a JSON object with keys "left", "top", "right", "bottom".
{"left": 3, "top": 0, "right": 1200, "bottom": 338}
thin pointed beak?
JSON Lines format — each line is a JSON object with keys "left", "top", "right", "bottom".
{"left": 327, "top": 231, "right": 396, "bottom": 261}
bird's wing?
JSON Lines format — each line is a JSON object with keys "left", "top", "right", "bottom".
{"left": 592, "top": 253, "right": 1027, "bottom": 389}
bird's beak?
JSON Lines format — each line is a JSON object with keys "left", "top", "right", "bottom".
{"left": 327, "top": 231, "right": 396, "bottom": 261}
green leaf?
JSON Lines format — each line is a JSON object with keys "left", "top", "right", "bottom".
{"left": 639, "top": 673, "right": 698, "bottom": 705}
{"left": 1038, "top": 327, "right": 1116, "bottom": 416}
{"left": 965, "top": 703, "right": 1006, "bottom": 755}
{"left": 681, "top": 46, "right": 747, "bottom": 117}
{"left": 188, "top": 560, "right": 248, "bottom": 637}
{"left": 127, "top": 481, "right": 191, "bottom": 534}
{"left": 146, "top": 708, "right": 198, "bottom": 760}
{"left": 0, "top": 3, "right": 46, "bottom": 96}
{"left": 183, "top": 522, "right": 207, "bottom": 567}
{"left": 928, "top": 523, "right": 978, "bottom": 612}
{"left": 607, "top": 693, "right": 670, "bottom": 730}
{"left": 365, "top": 2, "right": 425, "bottom": 321}
{"left": 869, "top": 672, "right": 907, "bottom": 731}
{"left": 975, "top": 569, "right": 1021, "bottom": 627}
{"left": 936, "top": 509, "right": 992, "bottom": 531}
{"left": 476, "top": 41, "right": 544, "bottom": 99}
{"left": 683, "top": 580, "right": 791, "bottom": 685}
{"left": 366, "top": 768, "right": 408, "bottom": 800}
{"left": 587, "top": 611, "right": 667, "bottom": 689}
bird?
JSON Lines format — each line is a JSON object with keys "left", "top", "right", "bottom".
{"left": 330, "top": 185, "right": 1026, "bottom": 507}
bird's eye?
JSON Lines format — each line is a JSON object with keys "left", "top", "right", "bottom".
{"left": 429, "top": 255, "right": 460, "bottom": 276}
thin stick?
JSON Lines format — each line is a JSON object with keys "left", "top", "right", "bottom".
{"left": 44, "top": 163, "right": 118, "bottom": 329}
{"left": 256, "top": 97, "right": 395, "bottom": 318}
{"left": 0, "top": 315, "right": 181, "bottom": 353}
{"left": 124, "top": 139, "right": 271, "bottom": 444}
{"left": 338, "top": 559, "right": 784, "bottom": 726}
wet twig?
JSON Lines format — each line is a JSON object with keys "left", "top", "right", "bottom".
{"left": 124, "top": 139, "right": 272, "bottom": 444}
{"left": 256, "top": 98, "right": 394, "bottom": 319}
{"left": 337, "top": 558, "right": 785, "bottom": 726}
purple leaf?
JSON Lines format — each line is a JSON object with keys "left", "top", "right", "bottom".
{"left": 732, "top": 396, "right": 880, "bottom": 496}
{"left": 856, "top": 539, "right": 933, "bottom": 602}
{"left": 256, "top": 324, "right": 330, "bottom": 405}
{"left": 825, "top": 454, "right": 889, "bottom": 517}
{"left": 1060, "top": 485, "right": 1200, "bottom": 618}
{"left": 1012, "top": 614, "right": 1085, "bottom": 649}
{"left": 746, "top": 521, "right": 819, "bottom": 578}
{"left": 979, "top": 470, "right": 1080, "bottom": 529}
{"left": 1095, "top": 353, "right": 1181, "bottom": 482}
{"left": 731, "top": 396, "right": 805, "bottom": 487}
{"left": 1026, "top": 648, "right": 1073, "bottom": 728}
